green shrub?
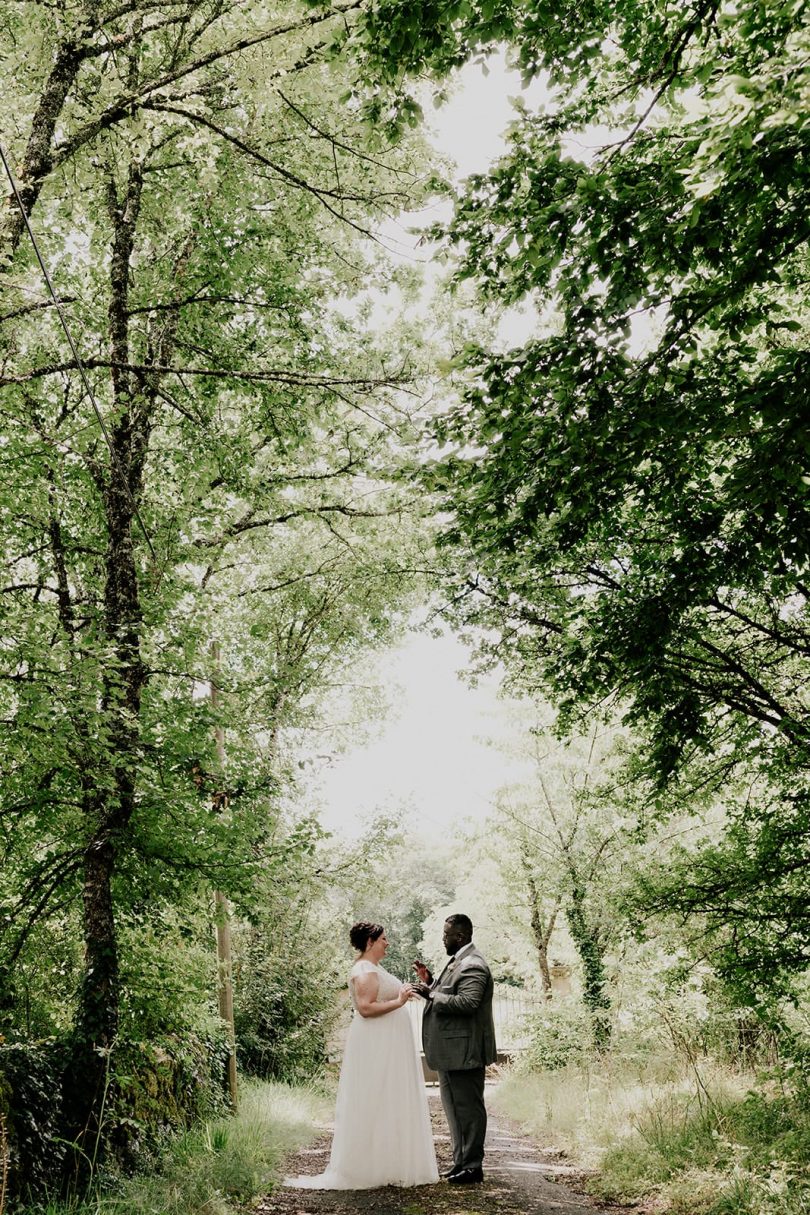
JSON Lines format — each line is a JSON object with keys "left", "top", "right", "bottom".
{"left": 495, "top": 1047, "right": 810, "bottom": 1215}
{"left": 16, "top": 1079, "right": 331, "bottom": 1215}
{"left": 233, "top": 926, "right": 342, "bottom": 1082}
{"left": 516, "top": 1000, "right": 596, "bottom": 1072}
{"left": 0, "top": 1040, "right": 66, "bottom": 1207}
{"left": 117, "top": 908, "right": 221, "bottom": 1044}
{"left": 595, "top": 1078, "right": 810, "bottom": 1213}
{"left": 108, "top": 1032, "right": 231, "bottom": 1166}
{"left": 0, "top": 922, "right": 83, "bottom": 1043}
{"left": 0, "top": 1029, "right": 235, "bottom": 1208}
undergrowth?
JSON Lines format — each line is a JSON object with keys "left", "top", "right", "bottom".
{"left": 17, "top": 1079, "right": 330, "bottom": 1215}
{"left": 493, "top": 1060, "right": 810, "bottom": 1215}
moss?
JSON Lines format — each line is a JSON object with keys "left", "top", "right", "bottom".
{"left": 108, "top": 1034, "right": 229, "bottom": 1167}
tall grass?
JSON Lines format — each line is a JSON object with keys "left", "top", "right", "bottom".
{"left": 492, "top": 1053, "right": 732, "bottom": 1167}
{"left": 21, "top": 1079, "right": 331, "bottom": 1215}
{"left": 493, "top": 1059, "right": 810, "bottom": 1215}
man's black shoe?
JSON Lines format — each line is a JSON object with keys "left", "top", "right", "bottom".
{"left": 448, "top": 1167, "right": 483, "bottom": 1185}
{"left": 441, "top": 1167, "right": 459, "bottom": 1178}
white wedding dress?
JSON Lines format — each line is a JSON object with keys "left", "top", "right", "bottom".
{"left": 286, "top": 960, "right": 438, "bottom": 1189}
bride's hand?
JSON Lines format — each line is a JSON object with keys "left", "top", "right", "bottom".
{"left": 398, "top": 983, "right": 414, "bottom": 1005}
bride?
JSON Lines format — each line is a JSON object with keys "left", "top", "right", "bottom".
{"left": 286, "top": 921, "right": 439, "bottom": 1189}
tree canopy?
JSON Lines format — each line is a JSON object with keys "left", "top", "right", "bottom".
{"left": 398, "top": 0, "right": 810, "bottom": 997}
{"left": 0, "top": 0, "right": 437, "bottom": 1163}
{"left": 1, "top": 1, "right": 809, "bottom": 1194}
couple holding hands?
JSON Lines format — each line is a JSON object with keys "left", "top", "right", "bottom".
{"left": 288, "top": 913, "right": 497, "bottom": 1191}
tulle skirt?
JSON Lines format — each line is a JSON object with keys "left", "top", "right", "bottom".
{"left": 287, "top": 1005, "right": 438, "bottom": 1189}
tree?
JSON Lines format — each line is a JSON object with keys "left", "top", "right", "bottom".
{"left": 0, "top": 0, "right": 434, "bottom": 1163}
{"left": 470, "top": 708, "right": 628, "bottom": 1042}
{"left": 364, "top": 0, "right": 810, "bottom": 996}
{"left": 321, "top": 810, "right": 456, "bottom": 980}
{"left": 518, "top": 853, "right": 558, "bottom": 1000}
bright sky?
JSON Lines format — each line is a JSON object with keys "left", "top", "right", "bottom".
{"left": 427, "top": 51, "right": 552, "bottom": 177}
{"left": 311, "top": 66, "right": 544, "bottom": 841}
{"left": 312, "top": 61, "right": 558, "bottom": 842}
{"left": 377, "top": 52, "right": 550, "bottom": 254}
{"left": 310, "top": 59, "right": 557, "bottom": 841}
{"left": 314, "top": 631, "right": 531, "bottom": 840}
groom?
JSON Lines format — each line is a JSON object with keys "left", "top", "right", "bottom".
{"left": 413, "top": 913, "right": 497, "bottom": 1185}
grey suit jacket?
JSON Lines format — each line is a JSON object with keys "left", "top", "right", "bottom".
{"left": 421, "top": 945, "right": 497, "bottom": 1072}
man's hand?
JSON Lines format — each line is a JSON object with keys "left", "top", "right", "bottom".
{"left": 411, "top": 981, "right": 431, "bottom": 999}
{"left": 413, "top": 959, "right": 432, "bottom": 986}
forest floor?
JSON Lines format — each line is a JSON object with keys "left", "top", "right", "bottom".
{"left": 258, "top": 1084, "right": 637, "bottom": 1215}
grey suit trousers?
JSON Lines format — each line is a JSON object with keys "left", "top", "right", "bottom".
{"left": 438, "top": 1066, "right": 486, "bottom": 1172}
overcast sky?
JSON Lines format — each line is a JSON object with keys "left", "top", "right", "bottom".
{"left": 310, "top": 61, "right": 549, "bottom": 842}
{"left": 313, "top": 631, "right": 532, "bottom": 840}
{"left": 428, "top": 52, "right": 553, "bottom": 175}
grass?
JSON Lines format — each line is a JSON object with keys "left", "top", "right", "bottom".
{"left": 22, "top": 1078, "right": 332, "bottom": 1215}
{"left": 493, "top": 1058, "right": 810, "bottom": 1215}
{"left": 492, "top": 1053, "right": 723, "bottom": 1167}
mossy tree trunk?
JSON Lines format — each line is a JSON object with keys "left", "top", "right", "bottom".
{"left": 63, "top": 159, "right": 148, "bottom": 1170}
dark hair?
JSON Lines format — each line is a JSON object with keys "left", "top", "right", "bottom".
{"left": 445, "top": 913, "right": 473, "bottom": 940}
{"left": 350, "top": 921, "right": 384, "bottom": 952}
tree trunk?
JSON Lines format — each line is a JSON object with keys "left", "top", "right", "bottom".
{"left": 523, "top": 863, "right": 556, "bottom": 1000}
{"left": 78, "top": 833, "right": 120, "bottom": 1046}
{"left": 2, "top": 38, "right": 85, "bottom": 259}
{"left": 63, "top": 161, "right": 147, "bottom": 1179}
{"left": 566, "top": 882, "right": 610, "bottom": 1049}
{"left": 63, "top": 447, "right": 146, "bottom": 1173}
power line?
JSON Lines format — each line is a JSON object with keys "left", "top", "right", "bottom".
{"left": 1, "top": 142, "right": 157, "bottom": 563}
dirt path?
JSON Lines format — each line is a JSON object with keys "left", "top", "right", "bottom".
{"left": 258, "top": 1086, "right": 632, "bottom": 1215}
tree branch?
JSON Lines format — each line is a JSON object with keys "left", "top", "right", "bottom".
{"left": 48, "top": 2, "right": 364, "bottom": 173}
{"left": 195, "top": 502, "right": 392, "bottom": 548}
{"left": 1, "top": 357, "right": 406, "bottom": 389}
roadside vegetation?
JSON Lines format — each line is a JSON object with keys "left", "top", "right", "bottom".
{"left": 9, "top": 1081, "right": 329, "bottom": 1215}
{"left": 494, "top": 992, "right": 810, "bottom": 1215}
{"left": 2, "top": 0, "right": 807, "bottom": 1212}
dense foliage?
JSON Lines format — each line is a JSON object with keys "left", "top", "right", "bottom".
{"left": 0, "top": 0, "right": 435, "bottom": 1185}
{"left": 368, "top": 0, "right": 810, "bottom": 1000}
{"left": 2, "top": 0, "right": 809, "bottom": 1209}
{"left": 0, "top": 1043, "right": 67, "bottom": 1205}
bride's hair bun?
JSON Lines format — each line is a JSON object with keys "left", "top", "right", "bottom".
{"left": 350, "top": 921, "right": 384, "bottom": 951}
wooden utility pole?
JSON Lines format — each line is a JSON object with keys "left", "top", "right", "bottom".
{"left": 210, "top": 642, "right": 238, "bottom": 1110}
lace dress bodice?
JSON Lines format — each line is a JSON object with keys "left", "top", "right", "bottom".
{"left": 349, "top": 960, "right": 402, "bottom": 1010}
